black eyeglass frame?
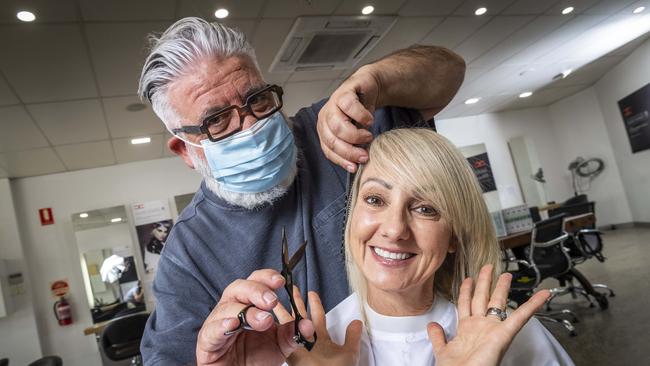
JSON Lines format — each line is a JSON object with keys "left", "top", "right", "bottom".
{"left": 171, "top": 84, "right": 284, "bottom": 143}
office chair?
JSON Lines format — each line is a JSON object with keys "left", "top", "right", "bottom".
{"left": 0, "top": 358, "right": 8, "bottom": 366}
{"left": 100, "top": 313, "right": 149, "bottom": 366}
{"left": 549, "top": 201, "right": 595, "bottom": 220}
{"left": 508, "top": 214, "right": 579, "bottom": 336}
{"left": 547, "top": 201, "right": 614, "bottom": 307}
{"left": 27, "top": 356, "right": 62, "bottom": 366}
{"left": 563, "top": 194, "right": 588, "bottom": 206}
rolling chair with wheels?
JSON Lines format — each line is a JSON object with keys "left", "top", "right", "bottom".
{"left": 100, "top": 313, "right": 149, "bottom": 366}
{"left": 27, "top": 356, "right": 62, "bottom": 366}
{"left": 0, "top": 358, "right": 8, "bottom": 366}
{"left": 563, "top": 194, "right": 588, "bottom": 206}
{"left": 508, "top": 214, "right": 579, "bottom": 336}
{"left": 547, "top": 201, "right": 614, "bottom": 309}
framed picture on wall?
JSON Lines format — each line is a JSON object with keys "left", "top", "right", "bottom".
{"left": 618, "top": 83, "right": 650, "bottom": 154}
{"left": 467, "top": 152, "right": 497, "bottom": 193}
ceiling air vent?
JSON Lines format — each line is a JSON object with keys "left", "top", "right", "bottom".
{"left": 270, "top": 16, "right": 396, "bottom": 73}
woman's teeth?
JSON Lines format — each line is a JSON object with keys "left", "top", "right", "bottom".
{"left": 373, "top": 246, "right": 414, "bottom": 260}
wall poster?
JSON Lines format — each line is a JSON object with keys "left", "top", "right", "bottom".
{"left": 132, "top": 201, "right": 173, "bottom": 274}
{"left": 618, "top": 83, "right": 650, "bottom": 154}
{"left": 467, "top": 152, "right": 497, "bottom": 193}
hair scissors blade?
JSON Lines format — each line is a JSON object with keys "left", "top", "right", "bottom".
{"left": 288, "top": 240, "right": 307, "bottom": 270}
{"left": 278, "top": 226, "right": 316, "bottom": 351}
{"left": 281, "top": 227, "right": 290, "bottom": 268}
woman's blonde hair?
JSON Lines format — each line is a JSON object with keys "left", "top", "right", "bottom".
{"left": 344, "top": 128, "right": 502, "bottom": 304}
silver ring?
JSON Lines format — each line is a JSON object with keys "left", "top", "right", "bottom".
{"left": 486, "top": 307, "right": 507, "bottom": 321}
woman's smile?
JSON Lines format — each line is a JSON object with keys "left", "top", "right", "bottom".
{"left": 369, "top": 245, "right": 417, "bottom": 266}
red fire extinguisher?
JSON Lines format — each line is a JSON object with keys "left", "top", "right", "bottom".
{"left": 53, "top": 296, "right": 73, "bottom": 326}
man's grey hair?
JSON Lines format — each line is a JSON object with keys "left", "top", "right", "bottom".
{"left": 138, "top": 17, "right": 258, "bottom": 129}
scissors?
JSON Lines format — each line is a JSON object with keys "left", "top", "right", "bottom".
{"left": 280, "top": 227, "right": 317, "bottom": 351}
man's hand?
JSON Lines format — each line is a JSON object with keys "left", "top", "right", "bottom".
{"left": 427, "top": 265, "right": 550, "bottom": 366}
{"left": 196, "top": 269, "right": 315, "bottom": 366}
{"left": 316, "top": 46, "right": 465, "bottom": 172}
{"left": 317, "top": 66, "right": 379, "bottom": 173}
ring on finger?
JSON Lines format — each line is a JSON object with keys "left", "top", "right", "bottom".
{"left": 224, "top": 304, "right": 256, "bottom": 336}
{"left": 485, "top": 307, "right": 507, "bottom": 321}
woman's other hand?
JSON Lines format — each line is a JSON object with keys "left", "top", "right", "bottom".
{"left": 427, "top": 264, "right": 550, "bottom": 366}
{"left": 274, "top": 288, "right": 362, "bottom": 366}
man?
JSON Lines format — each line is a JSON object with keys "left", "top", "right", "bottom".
{"left": 137, "top": 17, "right": 465, "bottom": 365}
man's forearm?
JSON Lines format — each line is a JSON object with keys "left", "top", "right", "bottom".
{"left": 361, "top": 45, "right": 466, "bottom": 117}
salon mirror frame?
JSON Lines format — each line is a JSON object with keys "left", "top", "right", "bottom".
{"left": 72, "top": 205, "right": 146, "bottom": 323}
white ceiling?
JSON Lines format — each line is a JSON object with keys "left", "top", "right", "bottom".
{"left": 1, "top": 0, "right": 649, "bottom": 178}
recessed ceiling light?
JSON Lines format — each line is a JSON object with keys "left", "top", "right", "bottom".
{"left": 111, "top": 218, "right": 122, "bottom": 223}
{"left": 519, "top": 91, "right": 533, "bottom": 98}
{"left": 475, "top": 7, "right": 487, "bottom": 16}
{"left": 79, "top": 213, "right": 88, "bottom": 218}
{"left": 562, "top": 69, "right": 573, "bottom": 78}
{"left": 633, "top": 6, "right": 646, "bottom": 14}
{"left": 214, "top": 8, "right": 229, "bottom": 19}
{"left": 465, "top": 97, "right": 481, "bottom": 105}
{"left": 125, "top": 102, "right": 146, "bottom": 112}
{"left": 131, "top": 137, "right": 151, "bottom": 145}
{"left": 562, "top": 6, "right": 574, "bottom": 15}
{"left": 362, "top": 5, "right": 375, "bottom": 15}
{"left": 16, "top": 11, "right": 35, "bottom": 22}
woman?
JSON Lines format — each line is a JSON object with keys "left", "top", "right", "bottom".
{"left": 144, "top": 221, "right": 171, "bottom": 273}
{"left": 277, "top": 129, "right": 573, "bottom": 366}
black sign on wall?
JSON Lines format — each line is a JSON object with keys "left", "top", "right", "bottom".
{"left": 618, "top": 83, "right": 650, "bottom": 154}
{"left": 467, "top": 152, "right": 497, "bottom": 193}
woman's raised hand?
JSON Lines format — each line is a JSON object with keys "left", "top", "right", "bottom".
{"left": 427, "top": 264, "right": 550, "bottom": 366}
{"left": 274, "top": 287, "right": 362, "bottom": 366}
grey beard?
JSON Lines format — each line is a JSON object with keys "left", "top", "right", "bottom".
{"left": 187, "top": 147, "right": 297, "bottom": 210}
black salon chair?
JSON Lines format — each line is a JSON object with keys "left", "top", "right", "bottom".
{"left": 563, "top": 194, "right": 588, "bottom": 206}
{"left": 100, "top": 313, "right": 149, "bottom": 365}
{"left": 0, "top": 358, "right": 8, "bottom": 366}
{"left": 544, "top": 202, "right": 614, "bottom": 310}
{"left": 549, "top": 201, "right": 595, "bottom": 220}
{"left": 508, "top": 214, "right": 579, "bottom": 336}
{"left": 27, "top": 356, "right": 62, "bottom": 366}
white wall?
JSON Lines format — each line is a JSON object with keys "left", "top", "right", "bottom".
{"left": 10, "top": 157, "right": 201, "bottom": 366}
{"left": 437, "top": 107, "right": 570, "bottom": 212}
{"left": 0, "top": 178, "right": 42, "bottom": 365}
{"left": 437, "top": 95, "right": 635, "bottom": 227}
{"left": 593, "top": 37, "right": 650, "bottom": 222}
{"left": 548, "top": 88, "right": 633, "bottom": 226}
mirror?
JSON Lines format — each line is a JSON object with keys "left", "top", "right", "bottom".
{"left": 508, "top": 136, "right": 547, "bottom": 207}
{"left": 72, "top": 205, "right": 146, "bottom": 323}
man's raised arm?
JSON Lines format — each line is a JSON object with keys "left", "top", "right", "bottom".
{"left": 317, "top": 45, "right": 466, "bottom": 172}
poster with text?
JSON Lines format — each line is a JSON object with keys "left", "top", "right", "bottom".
{"left": 618, "top": 83, "right": 650, "bottom": 154}
{"left": 467, "top": 152, "right": 497, "bottom": 193}
{"left": 132, "top": 201, "right": 173, "bottom": 275}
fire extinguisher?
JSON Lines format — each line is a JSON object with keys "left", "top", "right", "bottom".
{"left": 53, "top": 296, "right": 73, "bottom": 326}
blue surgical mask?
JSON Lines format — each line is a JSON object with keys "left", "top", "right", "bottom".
{"left": 200, "top": 112, "right": 296, "bottom": 193}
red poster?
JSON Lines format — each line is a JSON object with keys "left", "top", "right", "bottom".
{"left": 39, "top": 208, "right": 54, "bottom": 225}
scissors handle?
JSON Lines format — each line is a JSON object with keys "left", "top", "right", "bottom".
{"left": 293, "top": 312, "right": 317, "bottom": 351}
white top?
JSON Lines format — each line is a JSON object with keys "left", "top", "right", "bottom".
{"left": 324, "top": 293, "right": 575, "bottom": 366}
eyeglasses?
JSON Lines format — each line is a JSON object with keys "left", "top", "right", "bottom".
{"left": 172, "top": 84, "right": 284, "bottom": 146}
